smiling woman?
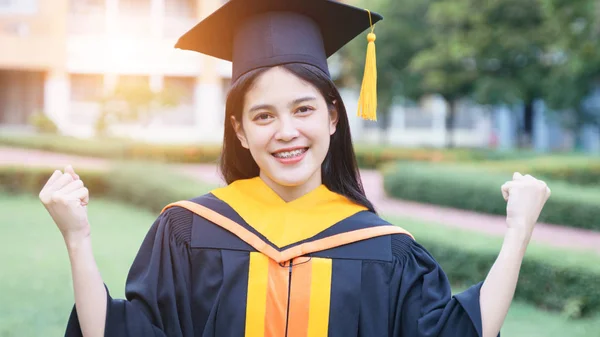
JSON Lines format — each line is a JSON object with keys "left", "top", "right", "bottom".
{"left": 42, "top": 0, "right": 552, "bottom": 337}
{"left": 221, "top": 63, "right": 372, "bottom": 205}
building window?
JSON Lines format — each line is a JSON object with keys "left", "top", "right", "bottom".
{"left": 69, "top": 0, "right": 104, "bottom": 14}
{"left": 161, "top": 76, "right": 196, "bottom": 125}
{"left": 119, "top": 0, "right": 150, "bottom": 15}
{"left": 163, "top": 0, "right": 197, "bottom": 37}
{"left": 165, "top": 0, "right": 196, "bottom": 18}
{"left": 0, "top": 70, "right": 44, "bottom": 126}
{"left": 0, "top": 0, "right": 37, "bottom": 14}
{"left": 164, "top": 76, "right": 195, "bottom": 105}
{"left": 69, "top": 73, "right": 105, "bottom": 125}
{"left": 68, "top": 0, "right": 105, "bottom": 34}
{"left": 70, "top": 74, "right": 104, "bottom": 102}
{"left": 117, "top": 0, "right": 151, "bottom": 37}
{"left": 116, "top": 75, "right": 150, "bottom": 89}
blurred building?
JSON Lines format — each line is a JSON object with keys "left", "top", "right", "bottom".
{"left": 0, "top": 0, "right": 231, "bottom": 143}
{"left": 0, "top": 0, "right": 598, "bottom": 153}
{"left": 0, "top": 0, "right": 494, "bottom": 148}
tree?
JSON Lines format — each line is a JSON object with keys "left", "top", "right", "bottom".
{"left": 338, "top": 0, "right": 433, "bottom": 143}
{"left": 429, "top": 0, "right": 556, "bottom": 148}
{"left": 409, "top": 0, "right": 481, "bottom": 148}
{"left": 541, "top": 0, "right": 600, "bottom": 140}
{"left": 340, "top": 0, "right": 560, "bottom": 149}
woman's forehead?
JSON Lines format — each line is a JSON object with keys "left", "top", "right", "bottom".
{"left": 245, "top": 68, "right": 322, "bottom": 104}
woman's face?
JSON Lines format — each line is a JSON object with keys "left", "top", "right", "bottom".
{"left": 231, "top": 66, "right": 338, "bottom": 197}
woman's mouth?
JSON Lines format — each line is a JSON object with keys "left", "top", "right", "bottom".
{"left": 272, "top": 147, "right": 308, "bottom": 164}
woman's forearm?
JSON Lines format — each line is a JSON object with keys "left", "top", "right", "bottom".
{"left": 66, "top": 234, "right": 107, "bottom": 337}
{"left": 479, "top": 227, "right": 530, "bottom": 337}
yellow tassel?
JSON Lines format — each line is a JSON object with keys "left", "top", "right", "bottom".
{"left": 357, "top": 9, "right": 377, "bottom": 121}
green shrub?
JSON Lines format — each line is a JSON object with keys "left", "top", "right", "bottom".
{"left": 0, "top": 134, "right": 539, "bottom": 168}
{"left": 2, "top": 133, "right": 598, "bottom": 185}
{"left": 476, "top": 156, "right": 600, "bottom": 186}
{"left": 28, "top": 112, "right": 58, "bottom": 134}
{"left": 391, "top": 215, "right": 600, "bottom": 318}
{"left": 0, "top": 134, "right": 222, "bottom": 164}
{"left": 102, "top": 161, "right": 217, "bottom": 212}
{"left": 0, "top": 166, "right": 108, "bottom": 196}
{"left": 352, "top": 145, "right": 539, "bottom": 169}
{"left": 382, "top": 162, "right": 600, "bottom": 231}
{"left": 0, "top": 133, "right": 132, "bottom": 158}
{"left": 0, "top": 162, "right": 215, "bottom": 214}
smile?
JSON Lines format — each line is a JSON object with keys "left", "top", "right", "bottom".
{"left": 272, "top": 148, "right": 308, "bottom": 158}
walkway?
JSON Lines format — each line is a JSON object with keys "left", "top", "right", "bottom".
{"left": 3, "top": 146, "right": 600, "bottom": 254}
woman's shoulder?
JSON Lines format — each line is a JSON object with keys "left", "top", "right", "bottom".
{"left": 349, "top": 212, "right": 438, "bottom": 262}
{"left": 346, "top": 211, "right": 415, "bottom": 242}
{"left": 335, "top": 210, "right": 421, "bottom": 260}
{"left": 156, "top": 193, "right": 221, "bottom": 246}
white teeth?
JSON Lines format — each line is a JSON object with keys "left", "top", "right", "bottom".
{"left": 273, "top": 148, "right": 307, "bottom": 158}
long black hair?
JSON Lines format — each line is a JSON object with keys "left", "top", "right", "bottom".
{"left": 219, "top": 63, "right": 376, "bottom": 213}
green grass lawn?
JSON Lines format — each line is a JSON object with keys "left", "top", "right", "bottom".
{"left": 1, "top": 193, "right": 600, "bottom": 336}
{"left": 0, "top": 193, "right": 156, "bottom": 336}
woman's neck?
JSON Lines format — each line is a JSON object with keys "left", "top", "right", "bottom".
{"left": 259, "top": 170, "right": 322, "bottom": 202}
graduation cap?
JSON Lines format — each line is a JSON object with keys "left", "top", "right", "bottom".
{"left": 175, "top": 0, "right": 381, "bottom": 121}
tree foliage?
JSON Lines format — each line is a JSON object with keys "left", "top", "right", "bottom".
{"left": 340, "top": 0, "right": 599, "bottom": 148}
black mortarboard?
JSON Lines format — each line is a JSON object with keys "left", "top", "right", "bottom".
{"left": 175, "top": 0, "right": 381, "bottom": 120}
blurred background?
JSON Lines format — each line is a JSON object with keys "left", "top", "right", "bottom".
{"left": 0, "top": 0, "right": 599, "bottom": 336}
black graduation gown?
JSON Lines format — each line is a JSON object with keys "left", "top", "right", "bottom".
{"left": 64, "top": 193, "right": 495, "bottom": 337}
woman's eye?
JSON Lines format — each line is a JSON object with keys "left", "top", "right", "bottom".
{"left": 254, "top": 113, "right": 271, "bottom": 121}
{"left": 296, "top": 106, "right": 314, "bottom": 114}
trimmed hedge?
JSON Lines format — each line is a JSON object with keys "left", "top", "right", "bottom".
{"left": 0, "top": 134, "right": 223, "bottom": 164}
{"left": 0, "top": 162, "right": 216, "bottom": 214}
{"left": 0, "top": 166, "right": 109, "bottom": 196}
{"left": 476, "top": 156, "right": 600, "bottom": 186}
{"left": 0, "top": 133, "right": 538, "bottom": 169}
{"left": 382, "top": 162, "right": 600, "bottom": 231}
{"left": 388, "top": 215, "right": 600, "bottom": 318}
{"left": 3, "top": 133, "right": 599, "bottom": 184}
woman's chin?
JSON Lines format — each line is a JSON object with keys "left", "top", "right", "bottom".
{"left": 269, "top": 174, "right": 310, "bottom": 187}
{"left": 262, "top": 167, "right": 319, "bottom": 188}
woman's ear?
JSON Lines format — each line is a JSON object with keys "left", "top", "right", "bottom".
{"left": 329, "top": 101, "right": 339, "bottom": 136}
{"left": 230, "top": 116, "right": 249, "bottom": 149}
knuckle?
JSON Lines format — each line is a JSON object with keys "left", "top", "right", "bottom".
{"left": 39, "top": 192, "right": 49, "bottom": 203}
{"left": 51, "top": 192, "right": 62, "bottom": 203}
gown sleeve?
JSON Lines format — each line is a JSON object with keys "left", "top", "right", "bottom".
{"left": 390, "top": 234, "right": 500, "bottom": 337}
{"left": 64, "top": 206, "right": 195, "bottom": 337}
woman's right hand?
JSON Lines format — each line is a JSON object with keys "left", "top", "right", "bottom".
{"left": 39, "top": 165, "right": 91, "bottom": 244}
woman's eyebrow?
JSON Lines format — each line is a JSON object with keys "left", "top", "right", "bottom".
{"left": 248, "top": 96, "right": 317, "bottom": 113}
{"left": 248, "top": 103, "right": 274, "bottom": 113}
{"left": 289, "top": 96, "right": 317, "bottom": 108}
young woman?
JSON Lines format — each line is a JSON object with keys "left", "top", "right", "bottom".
{"left": 39, "top": 1, "right": 551, "bottom": 336}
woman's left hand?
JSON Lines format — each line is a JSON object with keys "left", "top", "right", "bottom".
{"left": 501, "top": 172, "right": 551, "bottom": 241}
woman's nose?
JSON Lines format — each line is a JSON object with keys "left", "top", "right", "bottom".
{"left": 275, "top": 117, "right": 300, "bottom": 141}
